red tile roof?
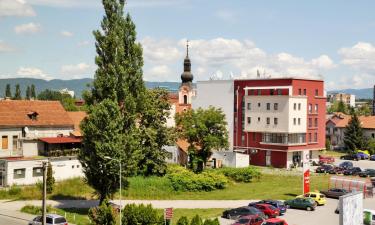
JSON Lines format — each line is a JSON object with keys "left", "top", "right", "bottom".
{"left": 0, "top": 100, "right": 74, "bottom": 128}
{"left": 67, "top": 111, "right": 87, "bottom": 136}
{"left": 39, "top": 137, "right": 82, "bottom": 144}
{"left": 327, "top": 113, "right": 375, "bottom": 129}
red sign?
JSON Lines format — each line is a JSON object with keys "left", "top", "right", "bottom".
{"left": 303, "top": 169, "right": 310, "bottom": 194}
{"left": 164, "top": 208, "right": 173, "bottom": 220}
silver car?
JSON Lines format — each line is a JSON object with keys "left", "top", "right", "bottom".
{"left": 28, "top": 214, "right": 68, "bottom": 225}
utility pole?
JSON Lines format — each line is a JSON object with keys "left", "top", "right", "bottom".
{"left": 42, "top": 161, "right": 47, "bottom": 225}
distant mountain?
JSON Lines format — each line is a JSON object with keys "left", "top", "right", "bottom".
{"left": 327, "top": 88, "right": 374, "bottom": 99}
{"left": 0, "top": 78, "right": 182, "bottom": 98}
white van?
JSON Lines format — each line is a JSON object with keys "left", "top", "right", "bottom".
{"left": 364, "top": 209, "right": 375, "bottom": 225}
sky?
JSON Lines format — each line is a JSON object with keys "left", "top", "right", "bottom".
{"left": 0, "top": 0, "right": 374, "bottom": 90}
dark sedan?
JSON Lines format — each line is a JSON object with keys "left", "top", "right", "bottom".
{"left": 249, "top": 200, "right": 287, "bottom": 215}
{"left": 340, "top": 154, "right": 360, "bottom": 161}
{"left": 320, "top": 188, "right": 350, "bottom": 199}
{"left": 370, "top": 155, "right": 375, "bottom": 161}
{"left": 358, "top": 169, "right": 375, "bottom": 178}
{"left": 315, "top": 165, "right": 334, "bottom": 174}
{"left": 327, "top": 166, "right": 345, "bottom": 175}
{"left": 339, "top": 161, "right": 354, "bottom": 169}
{"left": 343, "top": 167, "right": 362, "bottom": 176}
{"left": 222, "top": 206, "right": 265, "bottom": 220}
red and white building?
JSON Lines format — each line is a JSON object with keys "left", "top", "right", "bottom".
{"left": 193, "top": 78, "right": 326, "bottom": 168}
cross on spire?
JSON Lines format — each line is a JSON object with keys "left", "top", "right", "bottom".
{"left": 186, "top": 40, "right": 189, "bottom": 58}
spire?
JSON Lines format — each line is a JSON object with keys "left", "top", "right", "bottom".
{"left": 186, "top": 40, "right": 189, "bottom": 58}
{"left": 181, "top": 39, "right": 193, "bottom": 85}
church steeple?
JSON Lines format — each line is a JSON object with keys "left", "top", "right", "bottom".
{"left": 181, "top": 40, "right": 193, "bottom": 85}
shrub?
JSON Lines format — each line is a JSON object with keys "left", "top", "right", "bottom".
{"left": 46, "top": 162, "right": 55, "bottom": 194}
{"left": 88, "top": 199, "right": 117, "bottom": 225}
{"left": 167, "top": 167, "right": 228, "bottom": 192}
{"left": 203, "top": 218, "right": 220, "bottom": 225}
{"left": 8, "top": 185, "right": 21, "bottom": 195}
{"left": 218, "top": 167, "right": 261, "bottom": 183}
{"left": 176, "top": 216, "right": 189, "bottom": 225}
{"left": 122, "top": 203, "right": 163, "bottom": 225}
{"left": 190, "top": 215, "right": 203, "bottom": 225}
{"left": 21, "top": 204, "right": 53, "bottom": 215}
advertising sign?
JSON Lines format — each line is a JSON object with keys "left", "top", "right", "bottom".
{"left": 302, "top": 150, "right": 310, "bottom": 194}
{"left": 339, "top": 192, "right": 363, "bottom": 225}
{"left": 164, "top": 208, "right": 173, "bottom": 220}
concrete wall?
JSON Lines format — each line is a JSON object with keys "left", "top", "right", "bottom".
{"left": 166, "top": 104, "right": 176, "bottom": 128}
{"left": 211, "top": 151, "right": 249, "bottom": 168}
{"left": 50, "top": 157, "right": 83, "bottom": 181}
{"left": 193, "top": 80, "right": 234, "bottom": 149}
{"left": 0, "top": 128, "right": 22, "bottom": 158}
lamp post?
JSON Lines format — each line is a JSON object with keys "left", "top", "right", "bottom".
{"left": 104, "top": 156, "right": 121, "bottom": 225}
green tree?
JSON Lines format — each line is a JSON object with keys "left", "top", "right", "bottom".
{"left": 88, "top": 198, "right": 118, "bottom": 225}
{"left": 176, "top": 216, "right": 189, "bottom": 225}
{"left": 203, "top": 218, "right": 220, "bottom": 225}
{"left": 190, "top": 215, "right": 203, "bottom": 225}
{"left": 325, "top": 138, "right": 332, "bottom": 151}
{"left": 122, "top": 203, "right": 163, "bottom": 225}
{"left": 31, "top": 84, "right": 36, "bottom": 99}
{"left": 26, "top": 86, "right": 31, "bottom": 100}
{"left": 357, "top": 104, "right": 371, "bottom": 116}
{"left": 343, "top": 112, "right": 366, "bottom": 152}
{"left": 46, "top": 162, "right": 55, "bottom": 194}
{"left": 137, "top": 88, "right": 174, "bottom": 176}
{"left": 37, "top": 89, "right": 78, "bottom": 111}
{"left": 14, "top": 84, "right": 22, "bottom": 100}
{"left": 337, "top": 101, "right": 347, "bottom": 113}
{"left": 79, "top": 99, "right": 130, "bottom": 203}
{"left": 5, "top": 84, "right": 11, "bottom": 98}
{"left": 175, "top": 107, "right": 229, "bottom": 172}
{"left": 367, "top": 138, "right": 375, "bottom": 155}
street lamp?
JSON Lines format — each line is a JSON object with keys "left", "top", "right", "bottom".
{"left": 104, "top": 156, "right": 122, "bottom": 225}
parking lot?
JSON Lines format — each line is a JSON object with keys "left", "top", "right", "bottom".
{"left": 220, "top": 197, "right": 375, "bottom": 225}
{"left": 334, "top": 158, "right": 375, "bottom": 170}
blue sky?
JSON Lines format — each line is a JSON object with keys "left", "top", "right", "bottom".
{"left": 0, "top": 0, "right": 374, "bottom": 90}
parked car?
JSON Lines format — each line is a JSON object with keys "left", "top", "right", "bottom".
{"left": 249, "top": 200, "right": 287, "bottom": 215}
{"left": 370, "top": 155, "right": 375, "bottom": 161}
{"left": 223, "top": 207, "right": 265, "bottom": 220}
{"left": 262, "top": 218, "right": 289, "bottom": 225}
{"left": 343, "top": 167, "right": 362, "bottom": 176}
{"left": 327, "top": 166, "right": 345, "bottom": 175}
{"left": 339, "top": 161, "right": 354, "bottom": 169}
{"left": 315, "top": 164, "right": 334, "bottom": 173}
{"left": 340, "top": 154, "right": 360, "bottom": 161}
{"left": 252, "top": 204, "right": 280, "bottom": 219}
{"left": 284, "top": 197, "right": 317, "bottom": 211}
{"left": 318, "top": 155, "right": 335, "bottom": 164}
{"left": 29, "top": 214, "right": 68, "bottom": 225}
{"left": 297, "top": 192, "right": 326, "bottom": 206}
{"left": 359, "top": 169, "right": 375, "bottom": 178}
{"left": 320, "top": 188, "right": 350, "bottom": 199}
{"left": 231, "top": 215, "right": 264, "bottom": 225}
{"left": 356, "top": 152, "right": 370, "bottom": 160}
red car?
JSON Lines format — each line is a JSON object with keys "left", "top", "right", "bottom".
{"left": 253, "top": 204, "right": 280, "bottom": 219}
{"left": 319, "top": 155, "right": 335, "bottom": 164}
{"left": 232, "top": 215, "right": 264, "bottom": 225}
{"left": 262, "top": 218, "right": 288, "bottom": 225}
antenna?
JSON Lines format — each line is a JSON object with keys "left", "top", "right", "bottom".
{"left": 257, "top": 69, "right": 260, "bottom": 78}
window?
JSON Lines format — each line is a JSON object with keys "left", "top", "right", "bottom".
{"left": 33, "top": 167, "right": 43, "bottom": 177}
{"left": 308, "top": 118, "right": 312, "bottom": 127}
{"left": 2, "top": 136, "right": 8, "bottom": 149}
{"left": 298, "top": 118, "right": 301, "bottom": 125}
{"left": 77, "top": 165, "right": 80, "bottom": 168}
{"left": 258, "top": 102, "right": 261, "bottom": 107}
{"left": 277, "top": 89, "right": 282, "bottom": 95}
{"left": 12, "top": 135, "right": 18, "bottom": 151}
{"left": 372, "top": 133, "right": 375, "bottom": 138}
{"left": 14, "top": 168, "right": 25, "bottom": 179}
{"left": 315, "top": 89, "right": 319, "bottom": 96}
{"left": 274, "top": 103, "right": 278, "bottom": 110}
{"left": 294, "top": 103, "right": 297, "bottom": 110}
{"left": 303, "top": 89, "right": 307, "bottom": 95}
{"left": 258, "top": 117, "right": 260, "bottom": 122}
{"left": 266, "top": 103, "right": 270, "bottom": 110}
{"left": 314, "top": 118, "right": 318, "bottom": 127}
{"left": 257, "top": 90, "right": 261, "bottom": 95}
{"left": 293, "top": 118, "right": 296, "bottom": 125}
{"left": 298, "top": 88, "right": 302, "bottom": 95}
{"left": 308, "top": 104, "right": 312, "bottom": 113}
{"left": 72, "top": 165, "right": 75, "bottom": 169}
{"left": 262, "top": 133, "right": 306, "bottom": 144}
{"left": 247, "top": 103, "right": 251, "bottom": 110}
{"left": 183, "top": 95, "right": 187, "bottom": 104}
{"left": 315, "top": 104, "right": 318, "bottom": 113}
{"left": 298, "top": 103, "right": 301, "bottom": 110}
{"left": 247, "top": 117, "right": 251, "bottom": 124}
{"left": 308, "top": 133, "right": 312, "bottom": 143}
{"left": 270, "top": 89, "right": 274, "bottom": 95}
{"left": 266, "top": 117, "right": 270, "bottom": 125}
{"left": 314, "top": 133, "right": 318, "bottom": 142}
{"left": 274, "top": 118, "right": 278, "bottom": 125}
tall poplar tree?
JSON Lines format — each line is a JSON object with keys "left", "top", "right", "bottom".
{"left": 14, "top": 84, "right": 22, "bottom": 100}
{"left": 26, "top": 86, "right": 31, "bottom": 100}
{"left": 5, "top": 84, "right": 11, "bottom": 98}
{"left": 343, "top": 112, "right": 366, "bottom": 152}
{"left": 31, "top": 84, "right": 36, "bottom": 99}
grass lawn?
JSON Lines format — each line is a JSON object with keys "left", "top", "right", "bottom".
{"left": 0, "top": 173, "right": 331, "bottom": 201}
{"left": 321, "top": 150, "right": 346, "bottom": 158}
{"left": 160, "top": 208, "right": 225, "bottom": 225}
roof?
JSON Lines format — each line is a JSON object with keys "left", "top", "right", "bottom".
{"left": 67, "top": 111, "right": 87, "bottom": 136}
{"left": 176, "top": 139, "right": 189, "bottom": 153}
{"left": 327, "top": 113, "right": 375, "bottom": 129}
{"left": 0, "top": 100, "right": 73, "bottom": 128}
{"left": 39, "top": 137, "right": 82, "bottom": 144}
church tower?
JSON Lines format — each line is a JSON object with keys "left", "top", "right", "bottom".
{"left": 179, "top": 41, "right": 195, "bottom": 105}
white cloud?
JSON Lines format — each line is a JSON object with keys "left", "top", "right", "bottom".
{"left": 141, "top": 37, "right": 182, "bottom": 63}
{"left": 0, "top": 40, "right": 15, "bottom": 52}
{"left": 61, "top": 63, "right": 92, "bottom": 76}
{"left": 311, "top": 55, "right": 336, "bottom": 69}
{"left": 0, "top": 0, "right": 36, "bottom": 17}
{"left": 16, "top": 67, "right": 52, "bottom": 80}
{"left": 145, "top": 65, "right": 172, "bottom": 81}
{"left": 14, "top": 22, "right": 41, "bottom": 34}
{"left": 60, "top": 30, "right": 73, "bottom": 37}
{"left": 339, "top": 42, "right": 375, "bottom": 73}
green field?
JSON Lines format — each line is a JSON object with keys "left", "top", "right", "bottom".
{"left": 1, "top": 173, "right": 330, "bottom": 201}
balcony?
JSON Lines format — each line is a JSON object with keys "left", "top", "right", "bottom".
{"left": 260, "top": 133, "right": 307, "bottom": 146}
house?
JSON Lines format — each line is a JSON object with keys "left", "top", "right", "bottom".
{"left": 0, "top": 100, "right": 85, "bottom": 187}
{"left": 193, "top": 78, "right": 326, "bottom": 168}
{"left": 327, "top": 93, "right": 355, "bottom": 108}
{"left": 326, "top": 113, "right": 375, "bottom": 149}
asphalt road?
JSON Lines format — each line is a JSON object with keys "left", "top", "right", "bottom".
{"left": 0, "top": 214, "right": 30, "bottom": 225}
{"left": 335, "top": 158, "right": 375, "bottom": 170}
